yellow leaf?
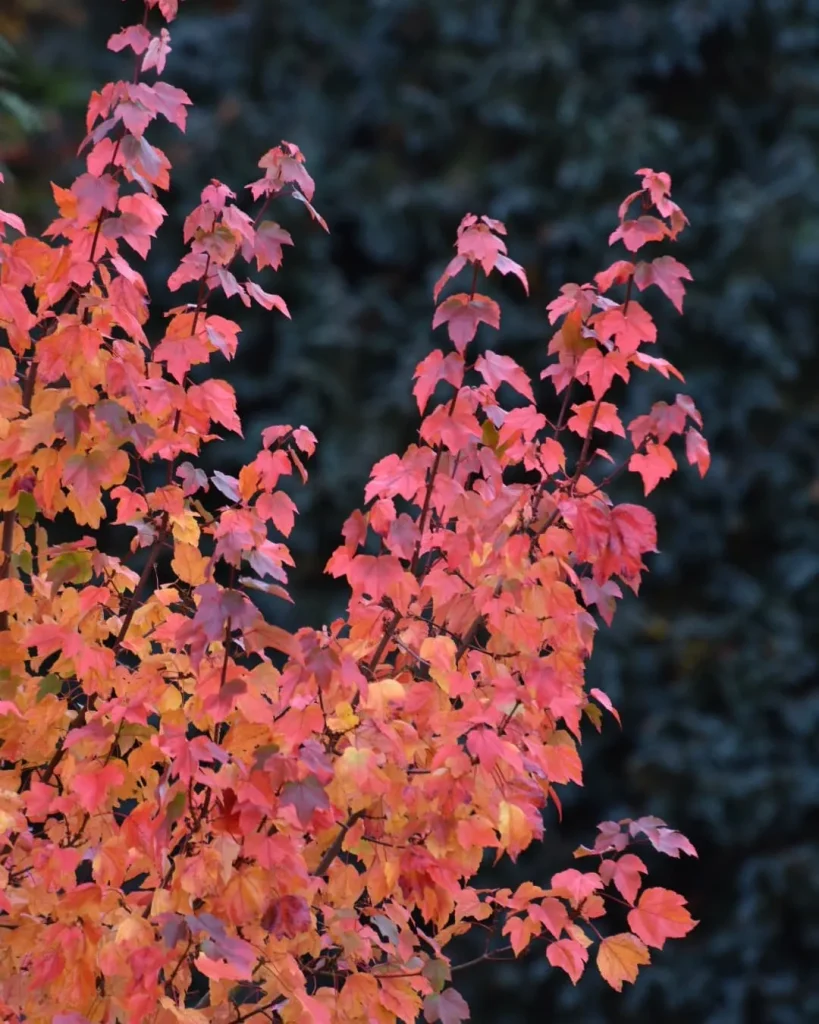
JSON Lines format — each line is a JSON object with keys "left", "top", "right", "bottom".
{"left": 557, "top": 309, "right": 596, "bottom": 358}
{"left": 171, "top": 541, "right": 208, "bottom": 585}
{"left": 169, "top": 511, "right": 201, "bottom": 546}
{"left": 157, "top": 686, "right": 182, "bottom": 713}
{"left": 481, "top": 419, "right": 500, "bottom": 448}
{"left": 567, "top": 922, "right": 593, "bottom": 948}
{"left": 597, "top": 932, "right": 651, "bottom": 992}
{"left": 0, "top": 578, "right": 25, "bottom": 612}
{"left": 158, "top": 997, "right": 211, "bottom": 1023}
{"left": 497, "top": 800, "right": 533, "bottom": 859}
{"left": 338, "top": 973, "right": 379, "bottom": 1017}
{"left": 116, "top": 916, "right": 154, "bottom": 945}
{"left": 419, "top": 635, "right": 459, "bottom": 694}
{"left": 363, "top": 678, "right": 405, "bottom": 717}
{"left": 326, "top": 701, "right": 359, "bottom": 733}
{"left": 238, "top": 462, "right": 260, "bottom": 501}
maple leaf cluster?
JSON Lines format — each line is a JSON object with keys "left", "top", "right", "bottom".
{"left": 0, "top": 4, "right": 705, "bottom": 1022}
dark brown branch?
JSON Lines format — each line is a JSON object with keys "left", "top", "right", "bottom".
{"left": 314, "top": 810, "right": 366, "bottom": 877}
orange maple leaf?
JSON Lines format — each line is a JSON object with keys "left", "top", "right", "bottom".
{"left": 597, "top": 932, "right": 651, "bottom": 991}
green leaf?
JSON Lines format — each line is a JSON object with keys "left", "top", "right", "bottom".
{"left": 12, "top": 549, "right": 32, "bottom": 575}
{"left": 481, "top": 419, "right": 500, "bottom": 449}
{"left": 166, "top": 790, "right": 187, "bottom": 823}
{"left": 252, "top": 743, "right": 280, "bottom": 769}
{"left": 16, "top": 490, "right": 36, "bottom": 525}
{"left": 422, "top": 957, "right": 451, "bottom": 994}
{"left": 37, "top": 673, "right": 62, "bottom": 701}
{"left": 46, "top": 550, "right": 92, "bottom": 587}
{"left": 118, "top": 722, "right": 155, "bottom": 744}
{"left": 583, "top": 703, "right": 603, "bottom": 731}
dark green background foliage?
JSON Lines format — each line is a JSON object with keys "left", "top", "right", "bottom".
{"left": 3, "top": 0, "right": 818, "bottom": 1020}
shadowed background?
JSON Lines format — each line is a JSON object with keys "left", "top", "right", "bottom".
{"left": 2, "top": 0, "right": 818, "bottom": 1020}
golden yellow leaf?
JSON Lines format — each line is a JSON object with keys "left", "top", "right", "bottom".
{"left": 169, "top": 511, "right": 201, "bottom": 546}
{"left": 171, "top": 540, "right": 208, "bottom": 585}
{"left": 597, "top": 932, "right": 651, "bottom": 992}
{"left": 326, "top": 700, "right": 359, "bottom": 733}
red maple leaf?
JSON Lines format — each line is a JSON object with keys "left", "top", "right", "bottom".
{"left": 549, "top": 869, "right": 603, "bottom": 907}
{"left": 72, "top": 762, "right": 126, "bottom": 813}
{"left": 686, "top": 427, "right": 711, "bottom": 476}
{"left": 348, "top": 554, "right": 417, "bottom": 606}
{"left": 252, "top": 220, "right": 293, "bottom": 271}
{"left": 546, "top": 283, "right": 596, "bottom": 323}
{"left": 629, "top": 442, "right": 677, "bottom": 494}
{"left": 595, "top": 259, "right": 634, "bottom": 293}
{"left": 142, "top": 27, "right": 172, "bottom": 75}
{"left": 627, "top": 888, "right": 697, "bottom": 949}
{"left": 456, "top": 215, "right": 505, "bottom": 272}
{"left": 261, "top": 894, "right": 312, "bottom": 938}
{"left": 365, "top": 446, "right": 434, "bottom": 503}
{"left": 279, "top": 775, "right": 330, "bottom": 827}
{"left": 258, "top": 141, "right": 316, "bottom": 200}
{"left": 475, "top": 351, "right": 534, "bottom": 402}
{"left": 567, "top": 401, "right": 625, "bottom": 439}
{"left": 245, "top": 281, "right": 290, "bottom": 316}
{"left": 609, "top": 215, "right": 668, "bottom": 253}
{"left": 547, "top": 938, "right": 589, "bottom": 984}
{"left": 423, "top": 988, "right": 470, "bottom": 1024}
{"left": 575, "top": 347, "right": 631, "bottom": 400}
{"left": 634, "top": 255, "right": 693, "bottom": 313}
{"left": 70, "top": 172, "right": 119, "bottom": 224}
{"left": 628, "top": 400, "right": 687, "bottom": 447}
{"left": 419, "top": 400, "right": 483, "bottom": 452}
{"left": 413, "top": 350, "right": 465, "bottom": 413}
{"left": 593, "top": 302, "right": 657, "bottom": 356}
{"left": 600, "top": 853, "right": 648, "bottom": 905}
{"left": 629, "top": 817, "right": 699, "bottom": 858}
{"left": 432, "top": 293, "right": 500, "bottom": 352}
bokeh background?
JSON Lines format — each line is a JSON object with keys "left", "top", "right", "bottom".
{"left": 2, "top": 0, "right": 818, "bottom": 1021}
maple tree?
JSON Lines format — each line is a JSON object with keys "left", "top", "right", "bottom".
{"left": 0, "top": 3, "right": 707, "bottom": 1022}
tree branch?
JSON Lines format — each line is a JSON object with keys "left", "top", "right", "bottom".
{"left": 314, "top": 810, "right": 366, "bottom": 877}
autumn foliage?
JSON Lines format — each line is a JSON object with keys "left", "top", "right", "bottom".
{"left": 0, "top": 3, "right": 706, "bottom": 1022}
